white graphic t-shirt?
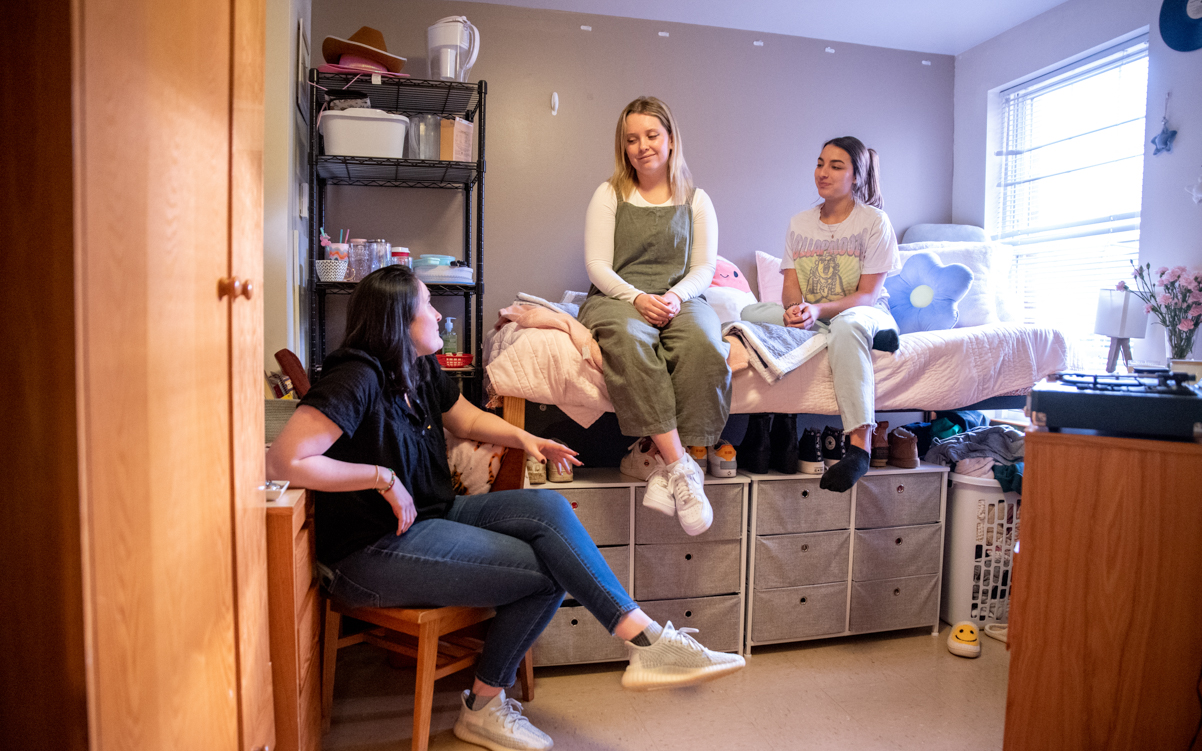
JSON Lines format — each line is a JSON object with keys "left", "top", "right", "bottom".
{"left": 780, "top": 202, "right": 900, "bottom": 305}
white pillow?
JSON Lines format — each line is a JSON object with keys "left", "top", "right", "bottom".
{"left": 755, "top": 251, "right": 785, "bottom": 305}
{"left": 704, "top": 286, "right": 759, "bottom": 324}
{"left": 897, "top": 242, "right": 1018, "bottom": 326}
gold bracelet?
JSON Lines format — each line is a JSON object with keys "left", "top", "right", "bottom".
{"left": 373, "top": 465, "right": 382, "bottom": 490}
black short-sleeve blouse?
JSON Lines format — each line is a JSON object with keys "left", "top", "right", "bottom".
{"left": 301, "top": 348, "right": 461, "bottom": 563}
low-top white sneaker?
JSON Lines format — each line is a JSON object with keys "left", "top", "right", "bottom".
{"left": 641, "top": 458, "right": 675, "bottom": 517}
{"left": 453, "top": 689, "right": 554, "bottom": 751}
{"left": 621, "top": 621, "right": 745, "bottom": 691}
{"left": 670, "top": 454, "right": 713, "bottom": 535}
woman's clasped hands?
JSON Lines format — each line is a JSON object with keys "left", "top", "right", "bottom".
{"left": 634, "top": 291, "right": 682, "bottom": 327}
{"left": 784, "top": 301, "right": 819, "bottom": 330}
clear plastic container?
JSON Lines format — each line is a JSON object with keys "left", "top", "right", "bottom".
{"left": 348, "top": 239, "right": 370, "bottom": 282}
{"left": 391, "top": 247, "right": 411, "bottom": 267}
{"left": 370, "top": 239, "right": 390, "bottom": 269}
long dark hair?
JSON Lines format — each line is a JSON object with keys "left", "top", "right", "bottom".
{"left": 343, "top": 265, "right": 423, "bottom": 395}
{"left": 823, "top": 136, "right": 882, "bottom": 208}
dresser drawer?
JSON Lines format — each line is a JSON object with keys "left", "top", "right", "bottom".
{"left": 852, "top": 524, "right": 941, "bottom": 582}
{"left": 639, "top": 594, "right": 741, "bottom": 653}
{"left": 598, "top": 545, "right": 630, "bottom": 591}
{"left": 855, "top": 473, "right": 941, "bottom": 528}
{"left": 533, "top": 603, "right": 628, "bottom": 665}
{"left": 294, "top": 519, "right": 315, "bottom": 612}
{"left": 634, "top": 540, "right": 741, "bottom": 601}
{"left": 751, "top": 582, "right": 847, "bottom": 643}
{"left": 755, "top": 478, "right": 851, "bottom": 535}
{"left": 296, "top": 585, "right": 321, "bottom": 690}
{"left": 635, "top": 483, "right": 743, "bottom": 543}
{"left": 296, "top": 637, "right": 322, "bottom": 751}
{"left": 557, "top": 487, "right": 630, "bottom": 545}
{"left": 849, "top": 573, "right": 938, "bottom": 633}
{"left": 754, "top": 530, "right": 850, "bottom": 589}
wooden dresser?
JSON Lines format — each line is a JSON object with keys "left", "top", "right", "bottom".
{"left": 266, "top": 488, "right": 322, "bottom": 751}
{"left": 1005, "top": 430, "right": 1202, "bottom": 749}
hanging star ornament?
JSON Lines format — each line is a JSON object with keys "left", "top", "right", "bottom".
{"left": 1151, "top": 119, "right": 1177, "bottom": 155}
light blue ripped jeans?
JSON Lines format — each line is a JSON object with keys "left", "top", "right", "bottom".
{"left": 741, "top": 299, "right": 898, "bottom": 432}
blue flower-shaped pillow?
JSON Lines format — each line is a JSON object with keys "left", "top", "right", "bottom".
{"left": 883, "top": 252, "right": 974, "bottom": 334}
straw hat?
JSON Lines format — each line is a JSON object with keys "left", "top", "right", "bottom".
{"left": 321, "top": 26, "right": 406, "bottom": 73}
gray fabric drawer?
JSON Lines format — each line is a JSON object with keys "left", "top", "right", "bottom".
{"left": 532, "top": 603, "right": 627, "bottom": 665}
{"left": 557, "top": 486, "right": 630, "bottom": 545}
{"left": 639, "top": 594, "right": 741, "bottom": 653}
{"left": 852, "top": 524, "right": 941, "bottom": 582}
{"left": 855, "top": 473, "right": 942, "bottom": 529}
{"left": 755, "top": 478, "right": 851, "bottom": 535}
{"left": 598, "top": 545, "right": 630, "bottom": 591}
{"left": 634, "top": 540, "right": 741, "bottom": 601}
{"left": 751, "top": 582, "right": 847, "bottom": 643}
{"left": 754, "top": 530, "right": 850, "bottom": 589}
{"left": 635, "top": 482, "right": 743, "bottom": 543}
{"left": 849, "top": 573, "right": 939, "bottom": 633}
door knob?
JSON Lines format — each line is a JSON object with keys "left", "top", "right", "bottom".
{"left": 218, "top": 277, "right": 255, "bottom": 300}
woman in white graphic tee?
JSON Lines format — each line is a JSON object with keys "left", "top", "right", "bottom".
{"left": 780, "top": 136, "right": 901, "bottom": 493}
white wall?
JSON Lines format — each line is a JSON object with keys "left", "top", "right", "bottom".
{"left": 953, "top": 0, "right": 1202, "bottom": 359}
{"left": 263, "top": 0, "right": 311, "bottom": 372}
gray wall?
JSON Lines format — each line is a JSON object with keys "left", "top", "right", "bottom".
{"left": 952, "top": 0, "right": 1202, "bottom": 359}
{"left": 309, "top": 0, "right": 955, "bottom": 347}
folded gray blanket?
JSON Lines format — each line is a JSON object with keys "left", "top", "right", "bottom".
{"left": 925, "top": 425, "right": 1025, "bottom": 465}
{"left": 722, "top": 321, "right": 827, "bottom": 383}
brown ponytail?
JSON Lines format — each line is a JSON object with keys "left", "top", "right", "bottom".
{"left": 822, "top": 136, "right": 882, "bottom": 209}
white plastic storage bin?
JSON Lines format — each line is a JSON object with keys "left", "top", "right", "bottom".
{"left": 320, "top": 109, "right": 409, "bottom": 159}
{"left": 940, "top": 472, "right": 1020, "bottom": 626}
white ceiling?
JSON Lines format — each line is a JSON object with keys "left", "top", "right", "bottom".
{"left": 466, "top": 0, "right": 1071, "bottom": 55}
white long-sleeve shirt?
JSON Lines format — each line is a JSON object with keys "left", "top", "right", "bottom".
{"left": 583, "top": 182, "right": 718, "bottom": 304}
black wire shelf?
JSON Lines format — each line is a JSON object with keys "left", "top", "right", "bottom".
{"left": 315, "top": 156, "right": 481, "bottom": 188}
{"left": 312, "top": 72, "right": 481, "bottom": 119}
{"left": 315, "top": 280, "right": 480, "bottom": 296}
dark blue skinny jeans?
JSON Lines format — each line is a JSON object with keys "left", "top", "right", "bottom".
{"left": 325, "top": 488, "right": 638, "bottom": 688}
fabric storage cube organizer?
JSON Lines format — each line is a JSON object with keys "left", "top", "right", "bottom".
{"left": 320, "top": 109, "right": 409, "bottom": 159}
{"left": 940, "top": 472, "right": 1020, "bottom": 626}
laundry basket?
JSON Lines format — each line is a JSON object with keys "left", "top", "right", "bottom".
{"left": 940, "top": 472, "right": 1020, "bottom": 626}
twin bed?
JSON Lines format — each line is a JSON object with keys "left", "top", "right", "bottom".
{"left": 484, "top": 225, "right": 1069, "bottom": 433}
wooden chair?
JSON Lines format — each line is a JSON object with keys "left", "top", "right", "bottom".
{"left": 275, "top": 347, "right": 536, "bottom": 751}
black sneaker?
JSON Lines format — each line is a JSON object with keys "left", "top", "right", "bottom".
{"left": 737, "top": 413, "right": 772, "bottom": 474}
{"left": 768, "top": 413, "right": 798, "bottom": 474}
{"left": 821, "top": 426, "right": 845, "bottom": 468}
{"left": 798, "top": 427, "right": 824, "bottom": 475}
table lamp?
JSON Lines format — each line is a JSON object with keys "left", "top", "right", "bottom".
{"left": 1094, "top": 288, "right": 1148, "bottom": 373}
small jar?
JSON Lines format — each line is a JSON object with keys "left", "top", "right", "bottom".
{"left": 348, "top": 238, "right": 370, "bottom": 282}
{"left": 370, "top": 239, "right": 390, "bottom": 269}
{"left": 391, "top": 247, "right": 411, "bottom": 268}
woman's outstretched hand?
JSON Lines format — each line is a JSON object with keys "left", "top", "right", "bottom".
{"left": 522, "top": 435, "right": 584, "bottom": 476}
{"left": 634, "top": 292, "right": 679, "bottom": 327}
{"left": 382, "top": 481, "right": 418, "bottom": 535}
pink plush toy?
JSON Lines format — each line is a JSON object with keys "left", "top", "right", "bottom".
{"left": 711, "top": 255, "right": 752, "bottom": 293}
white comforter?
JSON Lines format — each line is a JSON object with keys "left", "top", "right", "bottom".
{"left": 486, "top": 322, "right": 1067, "bottom": 427}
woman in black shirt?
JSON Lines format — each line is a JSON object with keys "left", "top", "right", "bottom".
{"left": 267, "top": 266, "right": 742, "bottom": 751}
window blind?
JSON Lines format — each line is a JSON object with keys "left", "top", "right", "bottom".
{"left": 994, "top": 35, "right": 1148, "bottom": 367}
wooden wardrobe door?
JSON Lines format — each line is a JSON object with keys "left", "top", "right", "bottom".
{"left": 228, "top": 0, "right": 274, "bottom": 748}
{"left": 76, "top": 0, "right": 241, "bottom": 748}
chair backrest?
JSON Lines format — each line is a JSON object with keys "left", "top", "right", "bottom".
{"left": 274, "top": 348, "right": 311, "bottom": 398}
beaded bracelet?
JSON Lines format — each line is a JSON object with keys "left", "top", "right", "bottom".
{"left": 379, "top": 467, "right": 396, "bottom": 495}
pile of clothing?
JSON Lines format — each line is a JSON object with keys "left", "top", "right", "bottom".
{"left": 905, "top": 411, "right": 1024, "bottom": 493}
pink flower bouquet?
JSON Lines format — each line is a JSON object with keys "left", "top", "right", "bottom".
{"left": 1118, "top": 262, "right": 1202, "bottom": 360}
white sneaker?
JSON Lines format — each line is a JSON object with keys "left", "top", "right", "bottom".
{"left": 621, "top": 621, "right": 745, "bottom": 691}
{"left": 453, "top": 689, "right": 554, "bottom": 751}
{"left": 641, "top": 458, "right": 675, "bottom": 517}
{"left": 620, "top": 437, "right": 660, "bottom": 481}
{"left": 706, "top": 440, "right": 738, "bottom": 478}
{"left": 669, "top": 454, "right": 713, "bottom": 536}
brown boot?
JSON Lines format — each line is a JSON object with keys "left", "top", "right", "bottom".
{"left": 887, "top": 427, "right": 919, "bottom": 469}
{"left": 871, "top": 421, "right": 890, "bottom": 468}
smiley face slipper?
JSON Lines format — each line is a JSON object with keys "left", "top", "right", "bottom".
{"left": 948, "top": 621, "right": 981, "bottom": 658}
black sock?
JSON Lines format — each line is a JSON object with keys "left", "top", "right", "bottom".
{"left": 630, "top": 620, "right": 663, "bottom": 646}
{"left": 819, "top": 444, "right": 871, "bottom": 493}
{"left": 872, "top": 329, "right": 900, "bottom": 353}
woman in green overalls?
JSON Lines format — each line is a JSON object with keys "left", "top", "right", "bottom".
{"left": 579, "top": 96, "right": 730, "bottom": 536}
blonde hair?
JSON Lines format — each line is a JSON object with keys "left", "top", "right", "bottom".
{"left": 608, "top": 96, "right": 694, "bottom": 203}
